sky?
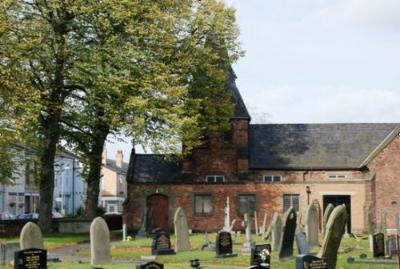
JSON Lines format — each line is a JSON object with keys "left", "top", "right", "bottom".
{"left": 107, "top": 0, "right": 400, "bottom": 161}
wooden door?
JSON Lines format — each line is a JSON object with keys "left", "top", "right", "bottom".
{"left": 147, "top": 194, "right": 169, "bottom": 231}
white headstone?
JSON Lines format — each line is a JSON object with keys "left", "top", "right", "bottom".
{"left": 223, "top": 197, "right": 231, "bottom": 231}
{"left": 271, "top": 212, "right": 282, "bottom": 251}
{"left": 20, "top": 222, "right": 44, "bottom": 250}
{"left": 90, "top": 217, "right": 111, "bottom": 266}
{"left": 174, "top": 207, "right": 191, "bottom": 252}
{"left": 305, "top": 203, "right": 319, "bottom": 247}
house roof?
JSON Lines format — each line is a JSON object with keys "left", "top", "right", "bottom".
{"left": 105, "top": 159, "right": 129, "bottom": 174}
{"left": 249, "top": 123, "right": 400, "bottom": 169}
{"left": 226, "top": 67, "right": 250, "bottom": 120}
{"left": 129, "top": 154, "right": 185, "bottom": 183}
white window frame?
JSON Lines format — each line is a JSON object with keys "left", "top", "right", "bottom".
{"left": 263, "top": 175, "right": 282, "bottom": 183}
{"left": 205, "top": 175, "right": 225, "bottom": 183}
{"left": 328, "top": 174, "right": 346, "bottom": 179}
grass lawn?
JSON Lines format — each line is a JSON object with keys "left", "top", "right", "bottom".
{"left": 2, "top": 232, "right": 398, "bottom": 268}
{"left": 6, "top": 233, "right": 89, "bottom": 250}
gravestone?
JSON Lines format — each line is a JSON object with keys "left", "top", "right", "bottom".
{"left": 216, "top": 230, "right": 237, "bottom": 258}
{"left": 296, "top": 254, "right": 328, "bottom": 269}
{"left": 151, "top": 229, "right": 175, "bottom": 255}
{"left": 278, "top": 207, "right": 297, "bottom": 260}
{"left": 264, "top": 222, "right": 273, "bottom": 240}
{"left": 322, "top": 204, "right": 334, "bottom": 236}
{"left": 14, "top": 248, "right": 47, "bottom": 269}
{"left": 90, "top": 217, "right": 111, "bottom": 266}
{"left": 367, "top": 211, "right": 375, "bottom": 252}
{"left": 241, "top": 213, "right": 253, "bottom": 252}
{"left": 305, "top": 204, "right": 319, "bottom": 247}
{"left": 386, "top": 235, "right": 400, "bottom": 258}
{"left": 201, "top": 229, "right": 215, "bottom": 251}
{"left": 137, "top": 207, "right": 148, "bottom": 237}
{"left": 223, "top": 197, "right": 231, "bottom": 231}
{"left": 380, "top": 211, "right": 387, "bottom": 236}
{"left": 20, "top": 222, "right": 44, "bottom": 250}
{"left": 271, "top": 213, "right": 282, "bottom": 251}
{"left": 254, "top": 211, "right": 259, "bottom": 236}
{"left": 318, "top": 205, "right": 348, "bottom": 269}
{"left": 250, "top": 244, "right": 271, "bottom": 267}
{"left": 1, "top": 242, "right": 19, "bottom": 265}
{"left": 260, "top": 212, "right": 268, "bottom": 236}
{"left": 136, "top": 261, "right": 164, "bottom": 269}
{"left": 173, "top": 207, "right": 191, "bottom": 252}
{"left": 372, "top": 232, "right": 385, "bottom": 258}
{"left": 296, "top": 231, "right": 309, "bottom": 255}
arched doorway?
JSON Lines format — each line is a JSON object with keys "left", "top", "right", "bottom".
{"left": 147, "top": 194, "right": 169, "bottom": 231}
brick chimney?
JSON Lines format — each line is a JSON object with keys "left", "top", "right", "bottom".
{"left": 116, "top": 150, "right": 124, "bottom": 168}
{"left": 102, "top": 147, "right": 107, "bottom": 165}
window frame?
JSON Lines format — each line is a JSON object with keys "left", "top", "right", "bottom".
{"left": 263, "top": 175, "right": 282, "bottom": 183}
{"left": 283, "top": 193, "right": 300, "bottom": 213}
{"left": 205, "top": 175, "right": 225, "bottom": 183}
{"left": 238, "top": 193, "right": 257, "bottom": 216}
{"left": 193, "top": 193, "right": 213, "bottom": 216}
{"left": 327, "top": 174, "right": 346, "bottom": 179}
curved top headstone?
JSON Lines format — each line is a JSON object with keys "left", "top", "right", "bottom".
{"left": 90, "top": 217, "right": 111, "bottom": 266}
{"left": 318, "top": 205, "right": 347, "bottom": 269}
{"left": 271, "top": 212, "right": 282, "bottom": 251}
{"left": 20, "top": 222, "right": 44, "bottom": 250}
{"left": 305, "top": 203, "right": 319, "bottom": 247}
{"left": 174, "top": 207, "right": 191, "bottom": 252}
{"left": 278, "top": 207, "right": 297, "bottom": 260}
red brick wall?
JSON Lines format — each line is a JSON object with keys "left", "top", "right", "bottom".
{"left": 368, "top": 135, "right": 400, "bottom": 229}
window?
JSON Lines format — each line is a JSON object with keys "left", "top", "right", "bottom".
{"left": 328, "top": 174, "right": 345, "bottom": 179}
{"left": 194, "top": 194, "right": 213, "bottom": 215}
{"left": 205, "top": 175, "right": 225, "bottom": 183}
{"left": 263, "top": 175, "right": 282, "bottom": 183}
{"left": 239, "top": 194, "right": 256, "bottom": 215}
{"left": 283, "top": 194, "right": 300, "bottom": 212}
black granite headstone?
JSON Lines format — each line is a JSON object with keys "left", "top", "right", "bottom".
{"left": 296, "top": 232, "right": 309, "bottom": 255}
{"left": 373, "top": 233, "right": 385, "bottom": 258}
{"left": 216, "top": 231, "right": 237, "bottom": 258}
{"left": 279, "top": 208, "right": 297, "bottom": 260}
{"left": 295, "top": 254, "right": 328, "bottom": 269}
{"left": 151, "top": 230, "right": 175, "bottom": 255}
{"left": 14, "top": 248, "right": 47, "bottom": 269}
{"left": 250, "top": 244, "right": 271, "bottom": 267}
{"left": 136, "top": 261, "right": 164, "bottom": 269}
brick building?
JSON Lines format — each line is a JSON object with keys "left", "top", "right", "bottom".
{"left": 124, "top": 69, "right": 400, "bottom": 234}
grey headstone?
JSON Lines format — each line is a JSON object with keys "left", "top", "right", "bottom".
{"left": 173, "top": 207, "right": 191, "bottom": 252}
{"left": 241, "top": 213, "right": 253, "bottom": 252}
{"left": 90, "top": 217, "right": 111, "bottom": 266}
{"left": 278, "top": 207, "right": 297, "bottom": 260}
{"left": 136, "top": 207, "right": 148, "bottom": 237}
{"left": 305, "top": 203, "right": 319, "bottom": 247}
{"left": 318, "top": 205, "right": 348, "bottom": 269}
{"left": 295, "top": 231, "right": 309, "bottom": 255}
{"left": 20, "top": 222, "right": 44, "bottom": 250}
{"left": 254, "top": 211, "right": 259, "bottom": 236}
{"left": 259, "top": 212, "right": 268, "bottom": 236}
{"left": 271, "top": 212, "right": 282, "bottom": 251}
{"left": 322, "top": 203, "right": 334, "bottom": 236}
{"left": 367, "top": 211, "right": 375, "bottom": 252}
{"left": 380, "top": 211, "right": 387, "bottom": 236}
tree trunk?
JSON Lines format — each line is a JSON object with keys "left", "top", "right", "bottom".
{"left": 37, "top": 110, "right": 61, "bottom": 233}
{"left": 85, "top": 109, "right": 110, "bottom": 219}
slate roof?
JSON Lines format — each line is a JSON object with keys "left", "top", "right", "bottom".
{"left": 226, "top": 67, "right": 251, "bottom": 119}
{"left": 249, "top": 123, "right": 400, "bottom": 169}
{"left": 105, "top": 159, "right": 129, "bottom": 174}
{"left": 130, "top": 154, "right": 185, "bottom": 183}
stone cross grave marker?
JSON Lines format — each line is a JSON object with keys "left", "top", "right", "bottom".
{"left": 174, "top": 207, "right": 191, "bottom": 252}
{"left": 216, "top": 230, "right": 237, "bottom": 258}
{"left": 20, "top": 222, "right": 44, "bottom": 250}
{"left": 151, "top": 229, "right": 175, "bottom": 255}
{"left": 373, "top": 232, "right": 385, "bottom": 258}
{"left": 322, "top": 204, "right": 334, "bottom": 237}
{"left": 90, "top": 217, "right": 111, "bottom": 266}
{"left": 305, "top": 203, "right": 319, "bottom": 248}
{"left": 259, "top": 212, "right": 268, "bottom": 236}
{"left": 278, "top": 207, "right": 297, "bottom": 260}
{"left": 295, "top": 231, "right": 309, "bottom": 255}
{"left": 223, "top": 197, "right": 231, "bottom": 231}
{"left": 317, "top": 205, "right": 348, "bottom": 269}
{"left": 271, "top": 212, "right": 282, "bottom": 251}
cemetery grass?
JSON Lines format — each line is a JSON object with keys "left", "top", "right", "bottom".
{"left": 5, "top": 233, "right": 89, "bottom": 250}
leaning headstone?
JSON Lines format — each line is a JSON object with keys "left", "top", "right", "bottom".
{"left": 322, "top": 204, "right": 334, "bottom": 236}
{"left": 264, "top": 222, "right": 273, "bottom": 240}
{"left": 317, "top": 205, "right": 348, "bottom": 269}
{"left": 250, "top": 244, "right": 271, "bottom": 268}
{"left": 151, "top": 229, "right": 175, "bottom": 255}
{"left": 296, "top": 254, "right": 328, "bottom": 269}
{"left": 271, "top": 213, "right": 282, "bottom": 251}
{"left": 305, "top": 203, "right": 319, "bottom": 248}
{"left": 367, "top": 211, "right": 375, "bottom": 252}
{"left": 173, "top": 207, "right": 191, "bottom": 252}
{"left": 241, "top": 213, "right": 254, "bottom": 252}
{"left": 20, "top": 222, "right": 44, "bottom": 250}
{"left": 136, "top": 261, "right": 164, "bottom": 269}
{"left": 90, "top": 217, "right": 111, "bottom": 266}
{"left": 259, "top": 212, "right": 268, "bottom": 236}
{"left": 372, "top": 232, "right": 385, "bottom": 258}
{"left": 278, "top": 207, "right": 297, "bottom": 260}
{"left": 223, "top": 197, "right": 231, "bottom": 231}
{"left": 295, "top": 231, "right": 309, "bottom": 255}
{"left": 254, "top": 211, "right": 259, "bottom": 236}
{"left": 216, "top": 230, "right": 237, "bottom": 258}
